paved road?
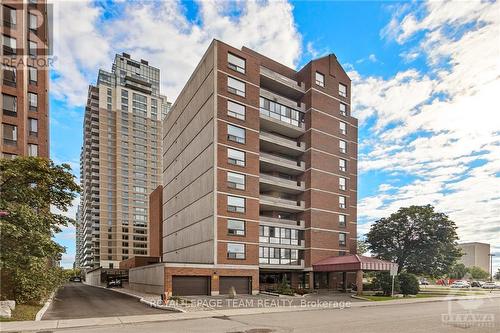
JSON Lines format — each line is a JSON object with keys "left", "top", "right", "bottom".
{"left": 42, "top": 283, "right": 165, "bottom": 320}
{"left": 55, "top": 297, "right": 500, "bottom": 332}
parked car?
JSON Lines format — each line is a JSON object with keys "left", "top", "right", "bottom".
{"left": 419, "top": 279, "right": 430, "bottom": 285}
{"left": 107, "top": 279, "right": 122, "bottom": 288}
{"left": 470, "top": 281, "right": 483, "bottom": 288}
{"left": 69, "top": 276, "right": 82, "bottom": 282}
{"left": 482, "top": 282, "right": 498, "bottom": 289}
{"left": 450, "top": 280, "right": 470, "bottom": 288}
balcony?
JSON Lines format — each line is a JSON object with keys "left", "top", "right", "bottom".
{"left": 259, "top": 173, "right": 304, "bottom": 194}
{"left": 260, "top": 131, "right": 305, "bottom": 157}
{"left": 260, "top": 194, "right": 305, "bottom": 213}
{"left": 260, "top": 152, "right": 305, "bottom": 175}
{"left": 260, "top": 216, "right": 305, "bottom": 229}
{"left": 259, "top": 258, "right": 305, "bottom": 270}
{"left": 260, "top": 66, "right": 305, "bottom": 100}
{"left": 259, "top": 90, "right": 305, "bottom": 139}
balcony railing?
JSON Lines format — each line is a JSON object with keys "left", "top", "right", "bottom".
{"left": 260, "top": 173, "right": 305, "bottom": 191}
{"left": 260, "top": 66, "right": 305, "bottom": 93}
{"left": 260, "top": 194, "right": 305, "bottom": 210}
{"left": 259, "top": 152, "right": 305, "bottom": 172}
{"left": 259, "top": 131, "right": 305, "bottom": 153}
{"left": 260, "top": 216, "right": 305, "bottom": 228}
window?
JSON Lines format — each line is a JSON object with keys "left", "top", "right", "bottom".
{"left": 227, "top": 124, "right": 245, "bottom": 144}
{"left": 3, "top": 6, "right": 16, "bottom": 28}
{"left": 339, "top": 233, "right": 347, "bottom": 246}
{"left": 28, "top": 93, "right": 38, "bottom": 111}
{"left": 227, "top": 243, "right": 245, "bottom": 259}
{"left": 28, "top": 40, "right": 37, "bottom": 57}
{"left": 339, "top": 83, "right": 347, "bottom": 97}
{"left": 227, "top": 195, "right": 245, "bottom": 213}
{"left": 227, "top": 172, "right": 245, "bottom": 190}
{"left": 339, "top": 122, "right": 347, "bottom": 135}
{"left": 2, "top": 64, "right": 16, "bottom": 86}
{"left": 339, "top": 196, "right": 346, "bottom": 209}
{"left": 29, "top": 13, "right": 37, "bottom": 30}
{"left": 227, "top": 148, "right": 245, "bottom": 166}
{"left": 2, "top": 123, "right": 17, "bottom": 146}
{"left": 228, "top": 77, "right": 245, "bottom": 97}
{"left": 28, "top": 66, "right": 37, "bottom": 85}
{"left": 227, "top": 100, "right": 245, "bottom": 120}
{"left": 315, "top": 72, "right": 325, "bottom": 87}
{"left": 339, "top": 214, "right": 346, "bottom": 227}
{"left": 259, "top": 96, "right": 304, "bottom": 127}
{"left": 340, "top": 103, "right": 347, "bottom": 116}
{"left": 28, "top": 118, "right": 38, "bottom": 136}
{"left": 2, "top": 94, "right": 16, "bottom": 116}
{"left": 339, "top": 140, "right": 347, "bottom": 154}
{"left": 2, "top": 35, "right": 16, "bottom": 55}
{"left": 339, "top": 158, "right": 347, "bottom": 172}
{"left": 28, "top": 144, "right": 38, "bottom": 157}
{"left": 227, "top": 219, "right": 245, "bottom": 236}
{"left": 134, "top": 186, "right": 146, "bottom": 193}
{"left": 338, "top": 177, "right": 347, "bottom": 191}
{"left": 228, "top": 53, "right": 245, "bottom": 73}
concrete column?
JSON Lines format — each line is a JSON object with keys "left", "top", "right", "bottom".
{"left": 356, "top": 270, "right": 363, "bottom": 296}
{"left": 308, "top": 272, "right": 314, "bottom": 290}
{"left": 342, "top": 272, "right": 347, "bottom": 292}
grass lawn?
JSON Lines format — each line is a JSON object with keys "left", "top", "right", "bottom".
{"left": 362, "top": 294, "right": 440, "bottom": 301}
{"left": 0, "top": 304, "right": 42, "bottom": 322}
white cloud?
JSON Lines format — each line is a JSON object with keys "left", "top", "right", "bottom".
{"left": 51, "top": 0, "right": 301, "bottom": 106}
{"left": 355, "top": 1, "right": 500, "bottom": 271}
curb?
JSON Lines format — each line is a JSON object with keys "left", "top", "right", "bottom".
{"left": 35, "top": 290, "right": 56, "bottom": 321}
{"left": 89, "top": 284, "right": 184, "bottom": 313}
{"left": 1, "top": 293, "right": 499, "bottom": 332}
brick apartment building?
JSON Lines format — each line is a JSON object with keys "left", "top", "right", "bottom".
{"left": 1, "top": 1, "right": 50, "bottom": 158}
{"left": 155, "top": 39, "right": 358, "bottom": 295}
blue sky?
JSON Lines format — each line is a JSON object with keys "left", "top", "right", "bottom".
{"left": 50, "top": 0, "right": 500, "bottom": 273}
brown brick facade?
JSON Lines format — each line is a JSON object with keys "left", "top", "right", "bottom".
{"left": 1, "top": 0, "right": 50, "bottom": 158}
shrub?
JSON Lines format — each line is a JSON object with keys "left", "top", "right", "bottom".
{"left": 398, "top": 272, "right": 420, "bottom": 295}
{"left": 276, "top": 276, "right": 294, "bottom": 295}
{"left": 371, "top": 272, "right": 399, "bottom": 296}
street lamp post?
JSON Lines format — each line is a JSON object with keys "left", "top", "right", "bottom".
{"left": 488, "top": 253, "right": 496, "bottom": 282}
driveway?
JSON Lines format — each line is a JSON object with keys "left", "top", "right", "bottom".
{"left": 42, "top": 282, "right": 165, "bottom": 320}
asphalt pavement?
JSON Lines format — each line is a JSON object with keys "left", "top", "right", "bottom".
{"left": 42, "top": 282, "right": 165, "bottom": 320}
{"left": 52, "top": 296, "right": 500, "bottom": 332}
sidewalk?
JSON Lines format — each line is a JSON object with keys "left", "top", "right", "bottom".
{"left": 1, "top": 293, "right": 498, "bottom": 332}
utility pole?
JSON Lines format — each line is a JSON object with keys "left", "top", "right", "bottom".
{"left": 488, "top": 254, "right": 496, "bottom": 282}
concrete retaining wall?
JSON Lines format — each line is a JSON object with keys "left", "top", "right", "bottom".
{"left": 129, "top": 263, "right": 165, "bottom": 295}
{"left": 85, "top": 268, "right": 105, "bottom": 287}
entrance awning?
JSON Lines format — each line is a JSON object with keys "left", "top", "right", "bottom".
{"left": 313, "top": 255, "right": 397, "bottom": 272}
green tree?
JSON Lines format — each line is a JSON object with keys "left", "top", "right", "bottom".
{"left": 398, "top": 272, "right": 420, "bottom": 295}
{"left": 0, "top": 157, "right": 80, "bottom": 303}
{"left": 467, "top": 266, "right": 490, "bottom": 280}
{"left": 366, "top": 205, "right": 462, "bottom": 277}
{"left": 494, "top": 268, "right": 500, "bottom": 280}
{"left": 356, "top": 239, "right": 369, "bottom": 255}
{"left": 448, "top": 263, "right": 468, "bottom": 279}
{"left": 370, "top": 272, "right": 399, "bottom": 296}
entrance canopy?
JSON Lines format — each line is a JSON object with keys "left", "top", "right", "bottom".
{"left": 313, "top": 255, "right": 397, "bottom": 272}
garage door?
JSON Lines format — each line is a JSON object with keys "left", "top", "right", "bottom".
{"left": 219, "top": 277, "right": 251, "bottom": 295}
{"left": 172, "top": 276, "right": 210, "bottom": 296}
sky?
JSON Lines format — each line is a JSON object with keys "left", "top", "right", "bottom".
{"left": 49, "top": 0, "right": 500, "bottom": 274}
